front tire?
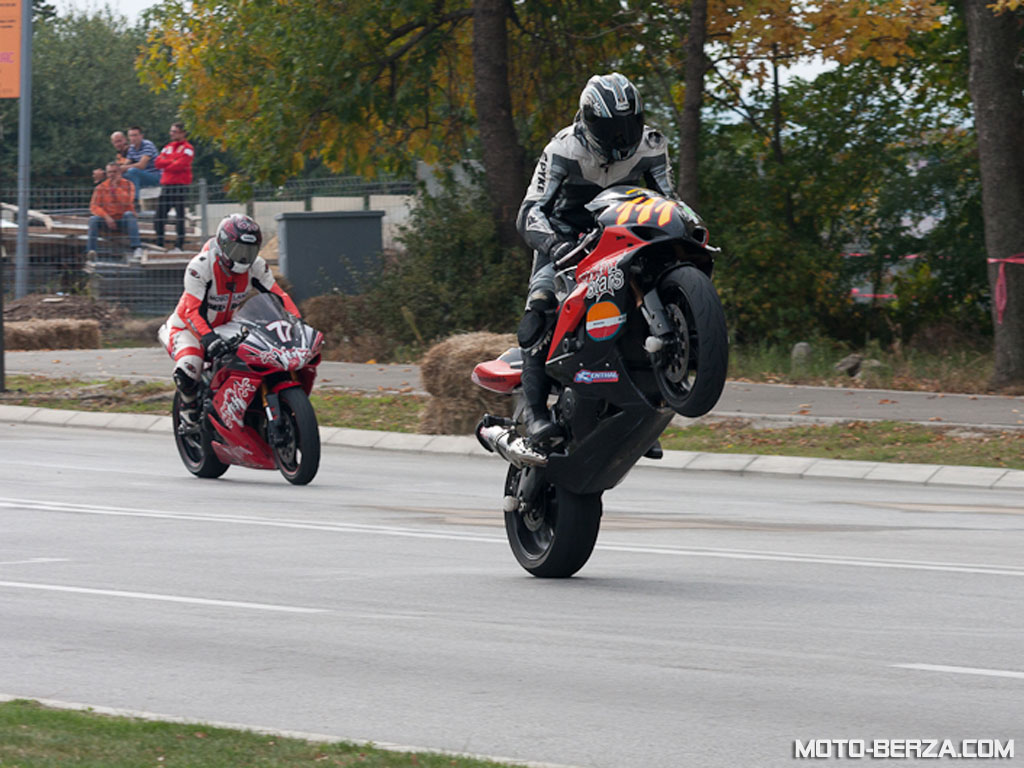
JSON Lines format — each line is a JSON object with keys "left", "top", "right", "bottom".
{"left": 504, "top": 466, "right": 602, "bottom": 578}
{"left": 173, "top": 391, "right": 228, "bottom": 479}
{"left": 272, "top": 387, "right": 321, "bottom": 485}
{"left": 653, "top": 265, "right": 728, "bottom": 417}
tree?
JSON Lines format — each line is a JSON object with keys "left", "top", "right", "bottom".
{"left": 139, "top": 0, "right": 629, "bottom": 249}
{"left": 472, "top": 0, "right": 525, "bottom": 250}
{"left": 962, "top": 0, "right": 1024, "bottom": 387}
{"left": 0, "top": 8, "right": 180, "bottom": 187}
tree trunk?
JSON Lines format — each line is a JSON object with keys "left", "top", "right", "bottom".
{"left": 963, "top": 0, "right": 1024, "bottom": 388}
{"left": 676, "top": 0, "right": 707, "bottom": 209}
{"left": 472, "top": 0, "right": 526, "bottom": 252}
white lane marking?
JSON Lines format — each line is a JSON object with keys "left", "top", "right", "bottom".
{"left": 0, "top": 498, "right": 503, "bottom": 543}
{"left": 0, "top": 581, "right": 326, "bottom": 614}
{"left": 893, "top": 663, "right": 1024, "bottom": 680}
{"left": 0, "top": 557, "right": 68, "bottom": 566}
{"left": 3, "top": 496, "right": 1023, "bottom": 578}
{"left": 596, "top": 543, "right": 1024, "bottom": 577}
{"left": 0, "top": 694, "right": 585, "bottom": 768}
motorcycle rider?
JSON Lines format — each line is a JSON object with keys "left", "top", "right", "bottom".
{"left": 516, "top": 72, "right": 677, "bottom": 442}
{"left": 158, "top": 213, "right": 301, "bottom": 426}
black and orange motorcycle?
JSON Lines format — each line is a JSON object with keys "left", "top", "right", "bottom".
{"left": 474, "top": 186, "right": 728, "bottom": 577}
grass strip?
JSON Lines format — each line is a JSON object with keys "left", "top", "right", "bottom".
{"left": 0, "top": 699, "right": 514, "bottom": 768}
{"left": 660, "top": 418, "right": 1024, "bottom": 470}
{"left": 3, "top": 375, "right": 1023, "bottom": 470}
{"left": 0, "top": 375, "right": 428, "bottom": 433}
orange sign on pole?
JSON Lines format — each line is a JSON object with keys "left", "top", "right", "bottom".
{"left": 0, "top": 0, "right": 22, "bottom": 98}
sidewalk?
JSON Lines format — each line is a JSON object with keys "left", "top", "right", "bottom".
{"left": 2, "top": 403, "right": 1022, "bottom": 491}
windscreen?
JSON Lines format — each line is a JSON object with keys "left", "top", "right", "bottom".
{"left": 233, "top": 292, "right": 291, "bottom": 324}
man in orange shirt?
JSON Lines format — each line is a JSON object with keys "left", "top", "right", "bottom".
{"left": 87, "top": 162, "right": 145, "bottom": 262}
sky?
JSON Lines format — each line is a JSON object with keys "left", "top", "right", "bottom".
{"left": 56, "top": 0, "right": 160, "bottom": 23}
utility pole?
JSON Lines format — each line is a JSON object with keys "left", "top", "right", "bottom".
{"left": 0, "top": 0, "right": 32, "bottom": 390}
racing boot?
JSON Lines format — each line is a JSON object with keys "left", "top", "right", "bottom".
{"left": 520, "top": 349, "right": 559, "bottom": 444}
{"left": 643, "top": 440, "right": 663, "bottom": 460}
{"left": 173, "top": 369, "right": 201, "bottom": 430}
{"left": 517, "top": 290, "right": 559, "bottom": 446}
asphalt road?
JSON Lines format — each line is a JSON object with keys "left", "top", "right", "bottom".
{"left": 1, "top": 424, "right": 1022, "bottom": 766}
{"left": 6, "top": 346, "right": 1024, "bottom": 429}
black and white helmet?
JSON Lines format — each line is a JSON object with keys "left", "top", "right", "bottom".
{"left": 577, "top": 72, "right": 645, "bottom": 163}
{"left": 214, "top": 213, "right": 262, "bottom": 274}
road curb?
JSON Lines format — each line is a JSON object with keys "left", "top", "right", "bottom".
{"left": 3, "top": 404, "right": 1023, "bottom": 490}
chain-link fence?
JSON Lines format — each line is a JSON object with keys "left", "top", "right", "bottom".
{"left": 1, "top": 175, "right": 416, "bottom": 316}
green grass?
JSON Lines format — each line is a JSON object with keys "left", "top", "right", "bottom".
{"left": 660, "top": 418, "right": 1024, "bottom": 470}
{"left": 0, "top": 699, "right": 514, "bottom": 768}
{"left": 0, "top": 375, "right": 429, "bottom": 432}
{"left": 310, "top": 391, "right": 427, "bottom": 433}
{"left": 728, "top": 340, "right": 997, "bottom": 393}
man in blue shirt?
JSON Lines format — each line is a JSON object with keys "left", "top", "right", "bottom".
{"left": 123, "top": 125, "right": 162, "bottom": 202}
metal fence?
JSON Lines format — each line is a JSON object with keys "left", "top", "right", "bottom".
{"left": 1, "top": 175, "right": 416, "bottom": 316}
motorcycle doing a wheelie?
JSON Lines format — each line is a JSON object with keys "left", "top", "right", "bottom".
{"left": 173, "top": 292, "right": 325, "bottom": 485}
{"left": 474, "top": 185, "right": 728, "bottom": 577}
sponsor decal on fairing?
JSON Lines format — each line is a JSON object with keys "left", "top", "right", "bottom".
{"left": 574, "top": 369, "right": 620, "bottom": 384}
{"left": 219, "top": 377, "right": 258, "bottom": 428}
{"left": 583, "top": 260, "right": 625, "bottom": 300}
{"left": 585, "top": 301, "right": 626, "bottom": 341}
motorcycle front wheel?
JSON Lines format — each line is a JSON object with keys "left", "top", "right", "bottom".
{"left": 271, "top": 387, "right": 321, "bottom": 485}
{"left": 653, "top": 265, "right": 728, "bottom": 417}
{"left": 504, "top": 465, "right": 602, "bottom": 578}
{"left": 173, "top": 391, "right": 229, "bottom": 479}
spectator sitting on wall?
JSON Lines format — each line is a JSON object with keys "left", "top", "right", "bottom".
{"left": 123, "top": 125, "right": 162, "bottom": 201}
{"left": 154, "top": 121, "right": 195, "bottom": 253}
{"left": 92, "top": 130, "right": 130, "bottom": 184}
{"left": 86, "top": 162, "right": 146, "bottom": 263}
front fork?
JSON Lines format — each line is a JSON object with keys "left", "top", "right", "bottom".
{"left": 640, "top": 287, "right": 673, "bottom": 357}
{"left": 261, "top": 376, "right": 298, "bottom": 448}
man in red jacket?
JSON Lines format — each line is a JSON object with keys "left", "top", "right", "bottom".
{"left": 158, "top": 213, "right": 302, "bottom": 426}
{"left": 154, "top": 122, "right": 195, "bottom": 252}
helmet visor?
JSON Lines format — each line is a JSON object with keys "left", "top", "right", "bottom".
{"left": 586, "top": 110, "right": 644, "bottom": 158}
{"left": 222, "top": 239, "right": 259, "bottom": 266}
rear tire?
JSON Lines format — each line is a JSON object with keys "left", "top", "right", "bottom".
{"left": 272, "top": 387, "right": 321, "bottom": 485}
{"left": 653, "top": 265, "right": 728, "bottom": 417}
{"left": 173, "top": 391, "right": 228, "bottom": 479}
{"left": 504, "top": 466, "right": 602, "bottom": 578}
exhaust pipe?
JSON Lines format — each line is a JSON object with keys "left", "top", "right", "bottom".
{"left": 476, "top": 424, "right": 548, "bottom": 468}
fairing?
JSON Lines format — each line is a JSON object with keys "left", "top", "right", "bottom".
{"left": 201, "top": 292, "right": 323, "bottom": 469}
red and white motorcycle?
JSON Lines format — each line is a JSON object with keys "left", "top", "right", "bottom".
{"left": 173, "top": 293, "right": 324, "bottom": 485}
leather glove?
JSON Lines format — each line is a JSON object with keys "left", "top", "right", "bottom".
{"left": 547, "top": 238, "right": 578, "bottom": 266}
{"left": 201, "top": 332, "right": 229, "bottom": 359}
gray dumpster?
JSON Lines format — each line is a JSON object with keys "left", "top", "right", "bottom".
{"left": 276, "top": 210, "right": 385, "bottom": 301}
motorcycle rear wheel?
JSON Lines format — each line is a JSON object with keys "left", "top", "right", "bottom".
{"left": 271, "top": 387, "right": 321, "bottom": 485}
{"left": 653, "top": 265, "right": 728, "bottom": 417}
{"left": 504, "top": 465, "right": 602, "bottom": 578}
{"left": 173, "top": 391, "right": 229, "bottom": 479}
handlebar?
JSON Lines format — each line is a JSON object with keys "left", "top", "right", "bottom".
{"left": 212, "top": 327, "right": 249, "bottom": 360}
{"left": 554, "top": 228, "right": 602, "bottom": 270}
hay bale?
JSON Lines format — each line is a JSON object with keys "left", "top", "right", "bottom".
{"left": 417, "top": 332, "right": 517, "bottom": 435}
{"left": 4, "top": 319, "right": 101, "bottom": 350}
{"left": 103, "top": 317, "right": 164, "bottom": 347}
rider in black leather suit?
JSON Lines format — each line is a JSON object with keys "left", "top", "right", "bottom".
{"left": 516, "top": 72, "right": 677, "bottom": 442}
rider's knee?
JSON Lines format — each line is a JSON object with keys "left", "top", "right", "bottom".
{"left": 518, "top": 289, "right": 557, "bottom": 350}
{"left": 173, "top": 364, "right": 199, "bottom": 395}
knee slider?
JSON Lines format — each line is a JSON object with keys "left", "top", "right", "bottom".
{"left": 517, "top": 309, "right": 547, "bottom": 349}
{"left": 173, "top": 368, "right": 198, "bottom": 398}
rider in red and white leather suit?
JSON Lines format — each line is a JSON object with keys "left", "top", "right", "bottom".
{"left": 158, "top": 213, "right": 300, "bottom": 419}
